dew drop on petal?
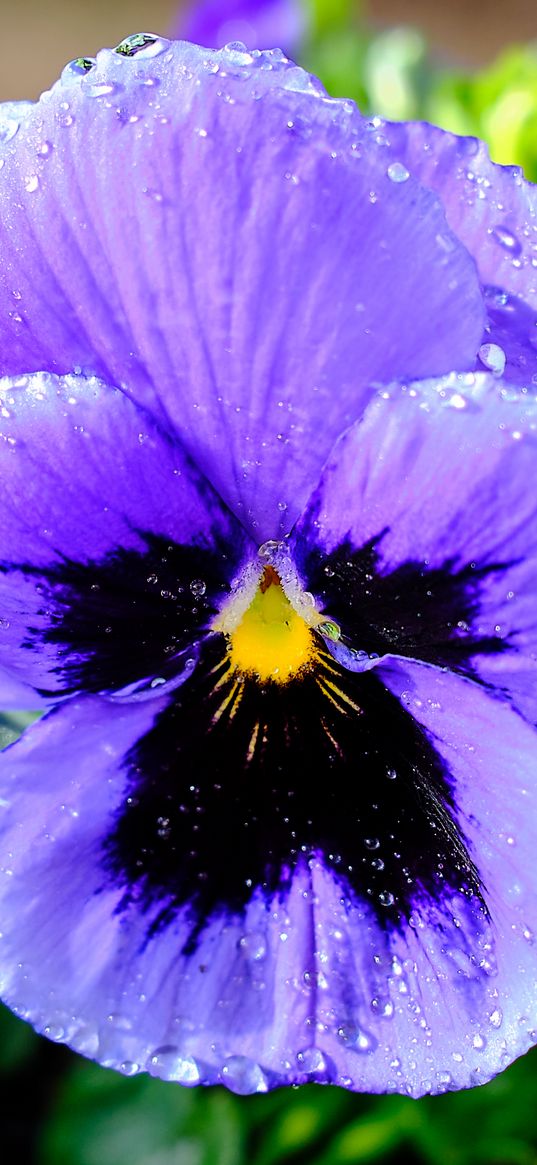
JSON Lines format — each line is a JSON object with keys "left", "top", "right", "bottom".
{"left": 387, "top": 161, "right": 410, "bottom": 183}
{"left": 491, "top": 225, "right": 522, "bottom": 256}
{"left": 0, "top": 110, "right": 23, "bottom": 143}
{"left": 61, "top": 58, "right": 96, "bottom": 82}
{"left": 296, "top": 1047, "right": 327, "bottom": 1075}
{"left": 478, "top": 342, "right": 506, "bottom": 376}
{"left": 258, "top": 540, "right": 282, "bottom": 558}
{"left": 221, "top": 1055, "right": 268, "bottom": 1094}
{"left": 86, "top": 81, "right": 123, "bottom": 99}
{"left": 337, "top": 1023, "right": 378, "bottom": 1052}
{"left": 149, "top": 1046, "right": 200, "bottom": 1084}
{"left": 115, "top": 33, "right": 168, "bottom": 58}
{"left": 239, "top": 931, "right": 267, "bottom": 961}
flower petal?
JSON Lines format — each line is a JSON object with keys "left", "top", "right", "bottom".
{"left": 3, "top": 646, "right": 537, "bottom": 1093}
{"left": 0, "top": 372, "right": 250, "bottom": 697}
{"left": 0, "top": 693, "right": 322, "bottom": 1091}
{"left": 330, "top": 657, "right": 537, "bottom": 1095}
{"left": 370, "top": 119, "right": 537, "bottom": 388}
{"left": 291, "top": 372, "right": 537, "bottom": 722}
{"left": 374, "top": 118, "right": 537, "bottom": 308}
{"left": 0, "top": 39, "right": 484, "bottom": 536}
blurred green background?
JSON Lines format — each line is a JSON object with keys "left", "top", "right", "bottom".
{"left": 2, "top": 0, "right": 537, "bottom": 1161}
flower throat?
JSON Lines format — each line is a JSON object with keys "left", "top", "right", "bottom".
{"left": 225, "top": 565, "right": 317, "bottom": 683}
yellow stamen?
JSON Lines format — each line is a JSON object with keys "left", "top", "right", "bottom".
{"left": 225, "top": 565, "right": 317, "bottom": 683}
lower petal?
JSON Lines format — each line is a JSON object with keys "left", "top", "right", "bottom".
{"left": 3, "top": 642, "right": 537, "bottom": 1092}
{"left": 0, "top": 694, "right": 317, "bottom": 1090}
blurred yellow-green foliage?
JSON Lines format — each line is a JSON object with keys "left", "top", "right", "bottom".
{"left": 2, "top": 1, "right": 537, "bottom": 1162}
{"left": 302, "top": 0, "right": 537, "bottom": 179}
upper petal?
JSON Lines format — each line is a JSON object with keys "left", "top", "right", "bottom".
{"left": 0, "top": 39, "right": 484, "bottom": 536}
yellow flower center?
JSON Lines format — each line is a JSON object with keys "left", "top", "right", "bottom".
{"left": 225, "top": 565, "right": 317, "bottom": 683}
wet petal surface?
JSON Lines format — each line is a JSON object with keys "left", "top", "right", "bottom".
{"left": 2, "top": 648, "right": 537, "bottom": 1093}
{"left": 0, "top": 40, "right": 483, "bottom": 536}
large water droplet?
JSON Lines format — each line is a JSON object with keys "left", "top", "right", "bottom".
{"left": 221, "top": 1054, "right": 267, "bottom": 1094}
{"left": 149, "top": 1046, "right": 200, "bottom": 1084}
{"left": 115, "top": 33, "right": 169, "bottom": 59}
{"left": 296, "top": 1047, "right": 327, "bottom": 1075}
{"left": 0, "top": 104, "right": 29, "bottom": 143}
{"left": 337, "top": 1023, "right": 378, "bottom": 1052}
{"left": 478, "top": 342, "right": 506, "bottom": 376}
{"left": 387, "top": 161, "right": 410, "bottom": 183}
{"left": 62, "top": 58, "right": 96, "bottom": 83}
{"left": 258, "top": 540, "right": 283, "bottom": 558}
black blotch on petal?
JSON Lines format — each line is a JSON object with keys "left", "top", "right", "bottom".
{"left": 105, "top": 634, "right": 486, "bottom": 952}
{"left": 1, "top": 532, "right": 242, "bottom": 696}
{"left": 303, "top": 533, "right": 511, "bottom": 675}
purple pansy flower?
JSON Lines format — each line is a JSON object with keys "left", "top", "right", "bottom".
{"left": 0, "top": 33, "right": 536, "bottom": 1097}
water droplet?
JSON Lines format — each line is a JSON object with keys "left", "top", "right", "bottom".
{"left": 258, "top": 540, "right": 282, "bottom": 558}
{"left": 472, "top": 1033, "right": 487, "bottom": 1050}
{"left": 337, "top": 1023, "right": 378, "bottom": 1052}
{"left": 387, "top": 161, "right": 410, "bottom": 183}
{"left": 221, "top": 1054, "right": 267, "bottom": 1094}
{"left": 296, "top": 1047, "right": 327, "bottom": 1074}
{"left": 86, "top": 81, "right": 123, "bottom": 99}
{"left": 115, "top": 33, "right": 169, "bottom": 59}
{"left": 223, "top": 41, "right": 254, "bottom": 65}
{"left": 478, "top": 343, "right": 506, "bottom": 376}
{"left": 370, "top": 997, "right": 394, "bottom": 1018}
{"left": 149, "top": 1046, "right": 200, "bottom": 1084}
{"left": 57, "top": 102, "right": 74, "bottom": 128}
{"left": 190, "top": 579, "right": 206, "bottom": 598}
{"left": 239, "top": 932, "right": 267, "bottom": 962}
{"left": 43, "top": 1023, "right": 65, "bottom": 1041}
{"left": 319, "top": 620, "right": 341, "bottom": 642}
{"left": 62, "top": 58, "right": 95, "bottom": 82}
{"left": 489, "top": 1008, "right": 503, "bottom": 1029}
{"left": 378, "top": 890, "right": 394, "bottom": 907}
{"left": 25, "top": 175, "right": 39, "bottom": 193}
{"left": 0, "top": 115, "right": 20, "bottom": 143}
{"left": 492, "top": 225, "right": 522, "bottom": 256}
{"left": 364, "top": 837, "right": 380, "bottom": 850}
